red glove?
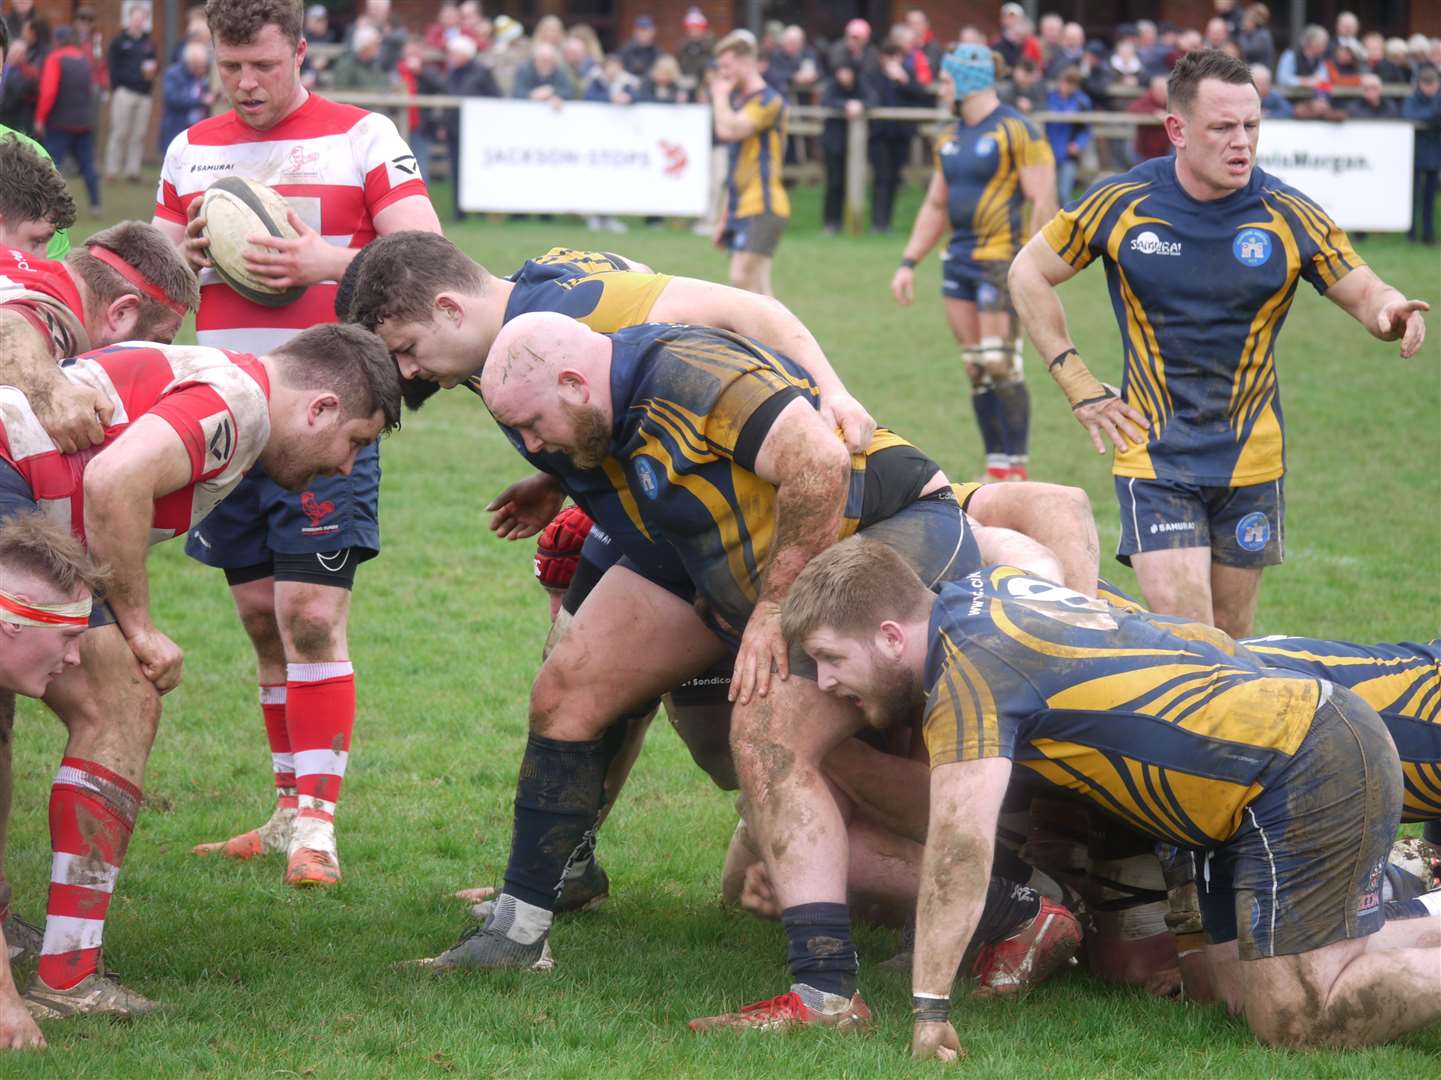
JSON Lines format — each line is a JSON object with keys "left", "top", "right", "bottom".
{"left": 534, "top": 505, "right": 594, "bottom": 592}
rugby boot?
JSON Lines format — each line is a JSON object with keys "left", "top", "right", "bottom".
{"left": 24, "top": 962, "right": 160, "bottom": 1021}
{"left": 284, "top": 816, "right": 341, "bottom": 887}
{"left": 192, "top": 801, "right": 295, "bottom": 860}
{"left": 972, "top": 897, "right": 1083, "bottom": 997}
{"left": 3, "top": 911, "right": 43, "bottom": 969}
{"left": 689, "top": 985, "right": 872, "bottom": 1033}
{"left": 409, "top": 924, "right": 555, "bottom": 973}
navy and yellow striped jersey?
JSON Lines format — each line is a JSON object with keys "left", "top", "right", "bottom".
{"left": 923, "top": 566, "right": 1322, "bottom": 847}
{"left": 725, "top": 87, "right": 790, "bottom": 220}
{"left": 605, "top": 324, "right": 937, "bottom": 631}
{"left": 1246, "top": 636, "right": 1441, "bottom": 822}
{"left": 1041, "top": 157, "right": 1363, "bottom": 487}
{"left": 935, "top": 104, "right": 1053, "bottom": 263}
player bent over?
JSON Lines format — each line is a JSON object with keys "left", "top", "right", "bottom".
{"left": 0, "top": 137, "right": 76, "bottom": 259}
{"left": 0, "top": 514, "right": 105, "bottom": 1050}
{"left": 0, "top": 222, "right": 196, "bottom": 992}
{"left": 891, "top": 45, "right": 1055, "bottom": 482}
{"left": 0, "top": 326, "right": 398, "bottom": 1021}
{"left": 783, "top": 538, "right": 1441, "bottom": 1055}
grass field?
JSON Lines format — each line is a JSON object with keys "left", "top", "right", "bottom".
{"left": 5, "top": 177, "right": 1439, "bottom": 1077}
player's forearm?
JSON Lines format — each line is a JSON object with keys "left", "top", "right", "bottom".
{"left": 0, "top": 311, "right": 67, "bottom": 402}
{"left": 82, "top": 483, "right": 156, "bottom": 636}
{"left": 760, "top": 445, "right": 850, "bottom": 605}
{"left": 913, "top": 813, "right": 993, "bottom": 998}
{"left": 1008, "top": 241, "right": 1076, "bottom": 361}
{"left": 901, "top": 199, "right": 949, "bottom": 265}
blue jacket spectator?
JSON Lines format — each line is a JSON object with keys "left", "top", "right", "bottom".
{"left": 582, "top": 56, "right": 638, "bottom": 104}
{"left": 1404, "top": 66, "right": 1441, "bottom": 243}
{"left": 512, "top": 42, "right": 576, "bottom": 101}
{"left": 1044, "top": 75, "right": 1092, "bottom": 161}
{"left": 1251, "top": 65, "right": 1292, "bottom": 118}
{"left": 158, "top": 42, "right": 212, "bottom": 155}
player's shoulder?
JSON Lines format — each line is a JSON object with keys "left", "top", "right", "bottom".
{"left": 1063, "top": 159, "right": 1163, "bottom": 214}
{"left": 529, "top": 247, "right": 633, "bottom": 274}
{"left": 0, "top": 247, "right": 72, "bottom": 299}
{"left": 994, "top": 103, "right": 1041, "bottom": 135}
{"left": 1254, "top": 166, "right": 1335, "bottom": 219}
{"left": 171, "top": 109, "right": 244, "bottom": 150}
{"left": 287, "top": 94, "right": 384, "bottom": 138}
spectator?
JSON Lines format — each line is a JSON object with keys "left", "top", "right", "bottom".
{"left": 1251, "top": 64, "right": 1291, "bottom": 117}
{"left": 1291, "top": 86, "right": 1345, "bottom": 122}
{"left": 583, "top": 53, "right": 637, "bottom": 104}
{"left": 639, "top": 54, "right": 690, "bottom": 105}
{"left": 1430, "top": 37, "right": 1441, "bottom": 72}
{"left": 1045, "top": 21, "right": 1084, "bottom": 80}
{"left": 1, "top": 30, "right": 40, "bottom": 133}
{"left": 994, "top": 5, "right": 1042, "bottom": 69}
{"left": 676, "top": 7, "right": 713, "bottom": 83}
{"left": 863, "top": 38, "right": 930, "bottom": 233}
{"left": 533, "top": 14, "right": 565, "bottom": 52}
{"left": 158, "top": 38, "right": 211, "bottom": 158}
{"left": 170, "top": 5, "right": 209, "bottom": 61}
{"left": 1204, "top": 17, "right": 1231, "bottom": 51}
{"left": 457, "top": 2, "right": 487, "bottom": 48}
{"left": 71, "top": 6, "right": 106, "bottom": 93}
{"left": 1326, "top": 44, "right": 1364, "bottom": 88}
{"left": 819, "top": 59, "right": 869, "bottom": 234}
{"left": 1404, "top": 65, "right": 1440, "bottom": 244}
{"left": 1044, "top": 67, "right": 1091, "bottom": 201}
{"left": 331, "top": 24, "right": 393, "bottom": 94}
{"left": 1136, "top": 21, "right": 1169, "bottom": 77}
{"left": 396, "top": 39, "right": 443, "bottom": 186}
{"left": 512, "top": 41, "right": 574, "bottom": 103}
{"left": 304, "top": 4, "right": 341, "bottom": 45}
{"left": 355, "top": 0, "right": 408, "bottom": 71}
{"left": 1110, "top": 38, "right": 1144, "bottom": 88}
{"left": 905, "top": 9, "right": 943, "bottom": 79}
{"left": 104, "top": 1, "right": 156, "bottom": 183}
{"left": 1214, "top": 0, "right": 1243, "bottom": 38}
{"left": 33, "top": 24, "right": 98, "bottom": 214}
{"left": 1176, "top": 28, "right": 1204, "bottom": 55}
{"left": 765, "top": 25, "right": 820, "bottom": 100}
{"left": 1001, "top": 58, "right": 1043, "bottom": 114}
{"left": 562, "top": 34, "right": 598, "bottom": 86}
{"left": 958, "top": 26, "right": 987, "bottom": 46}
{"left": 441, "top": 34, "right": 498, "bottom": 222}
{"left": 424, "top": 2, "right": 461, "bottom": 50}
{"left": 1237, "top": 5, "right": 1275, "bottom": 70}
{"left": 1346, "top": 72, "right": 1396, "bottom": 118}
{"left": 830, "top": 18, "right": 874, "bottom": 75}
{"left": 1277, "top": 25, "right": 1329, "bottom": 88}
{"left": 619, "top": 15, "right": 659, "bottom": 80}
{"left": 1332, "top": 11, "right": 1363, "bottom": 61}
{"left": 485, "top": 15, "right": 527, "bottom": 97}
{"left": 1036, "top": 12, "right": 1063, "bottom": 66}
{"left": 1127, "top": 74, "right": 1171, "bottom": 162}
{"left": 3, "top": 0, "right": 35, "bottom": 45}
{"left": 1378, "top": 38, "right": 1412, "bottom": 85}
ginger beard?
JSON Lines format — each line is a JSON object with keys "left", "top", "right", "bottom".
{"left": 561, "top": 398, "right": 612, "bottom": 469}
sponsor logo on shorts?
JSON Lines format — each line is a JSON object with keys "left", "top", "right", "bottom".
{"left": 1149, "top": 521, "right": 1196, "bottom": 535}
{"left": 300, "top": 491, "right": 340, "bottom": 536}
{"left": 1358, "top": 859, "right": 1385, "bottom": 914}
{"left": 1233, "top": 228, "right": 1272, "bottom": 266}
{"left": 1235, "top": 511, "right": 1271, "bottom": 552}
{"left": 634, "top": 457, "right": 660, "bottom": 500}
{"left": 1129, "top": 230, "right": 1183, "bottom": 257}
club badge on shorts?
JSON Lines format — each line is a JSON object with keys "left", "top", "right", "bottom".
{"left": 1236, "top": 511, "right": 1271, "bottom": 552}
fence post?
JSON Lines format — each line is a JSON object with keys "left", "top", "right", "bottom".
{"left": 845, "top": 110, "right": 868, "bottom": 235}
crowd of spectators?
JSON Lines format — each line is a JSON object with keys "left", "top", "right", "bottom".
{"left": 1, "top": 1, "right": 1437, "bottom": 241}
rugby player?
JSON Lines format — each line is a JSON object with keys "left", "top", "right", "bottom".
{"left": 0, "top": 20, "right": 70, "bottom": 260}
{"left": 0, "top": 137, "right": 76, "bottom": 259}
{"left": 0, "top": 514, "right": 104, "bottom": 1051}
{"left": 153, "top": 0, "right": 441, "bottom": 886}
{"left": 783, "top": 539, "right": 1441, "bottom": 1054}
{"left": 0, "top": 222, "right": 196, "bottom": 1001}
{"left": 1010, "top": 49, "right": 1430, "bottom": 639}
{"left": 891, "top": 45, "right": 1056, "bottom": 482}
{"left": 451, "top": 312, "right": 1070, "bottom": 1033}
{"left": 2, "top": 324, "right": 398, "bottom": 1020}
{"left": 708, "top": 30, "right": 789, "bottom": 296}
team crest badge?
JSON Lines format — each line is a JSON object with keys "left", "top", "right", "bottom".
{"left": 1233, "top": 229, "right": 1272, "bottom": 266}
{"left": 634, "top": 457, "right": 660, "bottom": 500}
{"left": 974, "top": 137, "right": 995, "bottom": 156}
{"left": 1236, "top": 511, "right": 1270, "bottom": 552}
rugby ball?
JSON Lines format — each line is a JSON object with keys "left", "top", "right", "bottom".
{"left": 201, "top": 177, "right": 307, "bottom": 308}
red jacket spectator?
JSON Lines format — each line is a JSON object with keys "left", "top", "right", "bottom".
{"left": 35, "top": 41, "right": 95, "bottom": 131}
{"left": 1127, "top": 80, "right": 1171, "bottom": 162}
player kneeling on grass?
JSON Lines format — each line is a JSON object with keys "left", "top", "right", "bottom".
{"left": 782, "top": 537, "right": 1441, "bottom": 1056}
{"left": 0, "top": 324, "right": 399, "bottom": 1022}
{"left": 0, "top": 514, "right": 105, "bottom": 1051}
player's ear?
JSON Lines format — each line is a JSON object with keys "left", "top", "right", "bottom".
{"left": 294, "top": 36, "right": 308, "bottom": 70}
{"left": 106, "top": 293, "right": 142, "bottom": 339}
{"left": 307, "top": 392, "right": 343, "bottom": 425}
{"left": 557, "top": 369, "right": 588, "bottom": 401}
{"left": 435, "top": 292, "right": 463, "bottom": 326}
{"left": 1164, "top": 111, "right": 1186, "bottom": 148}
{"left": 877, "top": 620, "right": 907, "bottom": 659}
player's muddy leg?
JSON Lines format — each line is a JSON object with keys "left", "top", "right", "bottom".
{"left": 669, "top": 699, "right": 738, "bottom": 790}
{"left": 1210, "top": 563, "right": 1263, "bottom": 640}
{"left": 274, "top": 580, "right": 353, "bottom": 887}
{"left": 946, "top": 298, "right": 1005, "bottom": 480}
{"left": 1203, "top": 940, "right": 1245, "bottom": 1015}
{"left": 28, "top": 625, "right": 159, "bottom": 1016}
{"left": 730, "top": 677, "right": 868, "bottom": 1002}
{"left": 417, "top": 566, "right": 726, "bottom": 970}
{"left": 820, "top": 735, "right": 928, "bottom": 843}
{"left": 979, "top": 309, "right": 1029, "bottom": 479}
{"left": 966, "top": 482, "right": 1100, "bottom": 595}
{"left": 193, "top": 576, "right": 294, "bottom": 861}
{"left": 1130, "top": 547, "right": 1215, "bottom": 625}
{"left": 1243, "top": 927, "right": 1441, "bottom": 1047}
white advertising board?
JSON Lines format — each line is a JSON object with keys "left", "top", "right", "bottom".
{"left": 1255, "top": 119, "right": 1415, "bottom": 232}
{"left": 458, "top": 99, "right": 712, "bottom": 216}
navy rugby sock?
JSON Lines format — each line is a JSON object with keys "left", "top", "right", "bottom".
{"left": 971, "top": 385, "right": 1007, "bottom": 464}
{"left": 783, "top": 902, "right": 858, "bottom": 999}
{"left": 975, "top": 877, "right": 1043, "bottom": 944}
{"left": 502, "top": 734, "right": 607, "bottom": 911}
{"left": 994, "top": 380, "right": 1031, "bottom": 461}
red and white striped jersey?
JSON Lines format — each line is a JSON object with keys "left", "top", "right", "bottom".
{"left": 155, "top": 94, "right": 427, "bottom": 354}
{"left": 0, "top": 343, "right": 272, "bottom": 544}
{"left": 0, "top": 246, "right": 89, "bottom": 360}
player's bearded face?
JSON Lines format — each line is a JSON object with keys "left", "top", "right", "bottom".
{"left": 560, "top": 399, "right": 612, "bottom": 469}
{"left": 853, "top": 652, "right": 924, "bottom": 729}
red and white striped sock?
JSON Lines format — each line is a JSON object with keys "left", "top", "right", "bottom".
{"left": 287, "top": 661, "right": 354, "bottom": 855}
{"left": 261, "top": 684, "right": 298, "bottom": 808}
{"left": 37, "top": 757, "right": 140, "bottom": 990}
